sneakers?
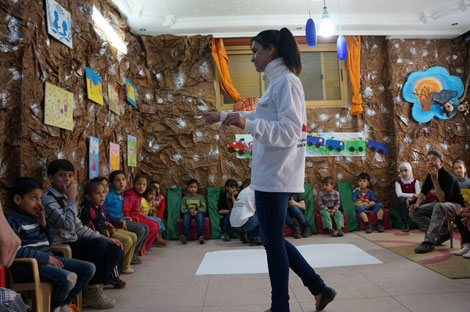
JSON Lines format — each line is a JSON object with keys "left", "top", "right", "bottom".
{"left": 435, "top": 233, "right": 452, "bottom": 246}
{"left": 293, "top": 228, "right": 302, "bottom": 239}
{"left": 453, "top": 244, "right": 470, "bottom": 256}
{"left": 315, "top": 285, "right": 337, "bottom": 312}
{"left": 302, "top": 226, "right": 313, "bottom": 238}
{"left": 336, "top": 228, "right": 344, "bottom": 237}
{"left": 179, "top": 235, "right": 187, "bottom": 245}
{"left": 249, "top": 237, "right": 262, "bottom": 246}
{"left": 199, "top": 235, "right": 205, "bottom": 244}
{"left": 122, "top": 267, "right": 134, "bottom": 274}
{"left": 109, "top": 277, "right": 126, "bottom": 289}
{"left": 415, "top": 242, "right": 435, "bottom": 254}
{"left": 377, "top": 223, "right": 385, "bottom": 232}
{"left": 402, "top": 223, "right": 410, "bottom": 232}
{"left": 221, "top": 233, "right": 231, "bottom": 242}
{"left": 131, "top": 254, "right": 142, "bottom": 265}
{"left": 329, "top": 228, "right": 337, "bottom": 237}
{"left": 365, "top": 224, "right": 372, "bottom": 234}
{"left": 60, "top": 304, "right": 79, "bottom": 312}
{"left": 83, "top": 285, "right": 116, "bottom": 309}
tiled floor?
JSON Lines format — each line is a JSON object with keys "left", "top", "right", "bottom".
{"left": 83, "top": 233, "right": 470, "bottom": 312}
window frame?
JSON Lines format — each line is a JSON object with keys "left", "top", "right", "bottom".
{"left": 215, "top": 44, "right": 348, "bottom": 110}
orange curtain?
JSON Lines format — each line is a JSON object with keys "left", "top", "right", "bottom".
{"left": 345, "top": 36, "right": 363, "bottom": 115}
{"left": 212, "top": 38, "right": 242, "bottom": 102}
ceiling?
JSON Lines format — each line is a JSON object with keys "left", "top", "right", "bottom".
{"left": 111, "top": 0, "right": 470, "bottom": 39}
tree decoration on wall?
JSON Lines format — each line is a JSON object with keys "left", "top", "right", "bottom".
{"left": 86, "top": 67, "right": 104, "bottom": 105}
{"left": 89, "top": 136, "right": 99, "bottom": 179}
{"left": 126, "top": 79, "right": 137, "bottom": 107}
{"left": 45, "top": 0, "right": 73, "bottom": 48}
{"left": 44, "top": 82, "right": 73, "bottom": 130}
{"left": 402, "top": 66, "right": 464, "bottom": 123}
{"left": 127, "top": 135, "right": 137, "bottom": 167}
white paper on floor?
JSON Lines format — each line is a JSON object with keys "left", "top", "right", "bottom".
{"left": 196, "top": 243, "right": 382, "bottom": 275}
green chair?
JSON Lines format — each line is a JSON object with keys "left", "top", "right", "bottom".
{"left": 164, "top": 187, "right": 182, "bottom": 240}
{"left": 303, "top": 183, "right": 318, "bottom": 234}
{"left": 207, "top": 186, "right": 223, "bottom": 239}
{"left": 336, "top": 181, "right": 360, "bottom": 231}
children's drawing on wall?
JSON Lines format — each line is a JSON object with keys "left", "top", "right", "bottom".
{"left": 367, "top": 140, "right": 388, "bottom": 154}
{"left": 86, "top": 67, "right": 104, "bottom": 105}
{"left": 108, "top": 84, "right": 120, "bottom": 115}
{"left": 110, "top": 142, "right": 120, "bottom": 172}
{"left": 227, "top": 134, "right": 253, "bottom": 158}
{"left": 306, "top": 132, "right": 365, "bottom": 157}
{"left": 45, "top": 0, "right": 72, "bottom": 48}
{"left": 402, "top": 66, "right": 464, "bottom": 123}
{"left": 44, "top": 82, "right": 73, "bottom": 130}
{"left": 126, "top": 79, "right": 137, "bottom": 107}
{"left": 127, "top": 135, "right": 137, "bottom": 167}
{"left": 89, "top": 136, "right": 99, "bottom": 179}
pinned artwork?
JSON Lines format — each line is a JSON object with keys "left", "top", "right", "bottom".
{"left": 127, "top": 135, "right": 137, "bottom": 167}
{"left": 227, "top": 134, "right": 253, "bottom": 159}
{"left": 44, "top": 82, "right": 73, "bottom": 130}
{"left": 45, "top": 0, "right": 72, "bottom": 48}
{"left": 126, "top": 79, "right": 137, "bottom": 107}
{"left": 108, "top": 84, "right": 120, "bottom": 115}
{"left": 402, "top": 66, "right": 464, "bottom": 123}
{"left": 109, "top": 142, "right": 120, "bottom": 172}
{"left": 86, "top": 67, "right": 104, "bottom": 105}
{"left": 89, "top": 136, "right": 99, "bottom": 179}
{"left": 306, "top": 132, "right": 365, "bottom": 157}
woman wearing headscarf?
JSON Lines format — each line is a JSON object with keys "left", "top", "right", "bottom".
{"left": 395, "top": 162, "right": 421, "bottom": 231}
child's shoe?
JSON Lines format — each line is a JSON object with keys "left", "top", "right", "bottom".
{"left": 463, "top": 249, "right": 470, "bottom": 259}
{"left": 365, "top": 224, "right": 372, "bottom": 233}
{"left": 402, "top": 223, "right": 410, "bottom": 232}
{"left": 293, "top": 228, "right": 302, "bottom": 239}
{"left": 240, "top": 232, "right": 249, "bottom": 244}
{"left": 302, "top": 226, "right": 313, "bottom": 238}
{"left": 221, "top": 233, "right": 231, "bottom": 241}
{"left": 179, "top": 235, "right": 187, "bottom": 245}
{"left": 249, "top": 237, "right": 262, "bottom": 246}
{"left": 60, "top": 304, "right": 80, "bottom": 312}
{"left": 199, "top": 235, "right": 205, "bottom": 244}
{"left": 131, "top": 254, "right": 142, "bottom": 265}
{"left": 83, "top": 285, "right": 116, "bottom": 309}
{"left": 377, "top": 223, "right": 385, "bottom": 232}
{"left": 453, "top": 244, "right": 470, "bottom": 256}
{"left": 145, "top": 250, "right": 151, "bottom": 255}
{"left": 109, "top": 277, "right": 126, "bottom": 289}
{"left": 122, "top": 267, "right": 134, "bottom": 274}
{"left": 336, "top": 228, "right": 344, "bottom": 237}
{"left": 329, "top": 228, "right": 337, "bottom": 237}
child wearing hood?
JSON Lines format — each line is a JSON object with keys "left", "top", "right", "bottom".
{"left": 395, "top": 162, "right": 421, "bottom": 232}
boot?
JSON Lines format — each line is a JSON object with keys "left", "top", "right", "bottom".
{"left": 83, "top": 285, "right": 116, "bottom": 309}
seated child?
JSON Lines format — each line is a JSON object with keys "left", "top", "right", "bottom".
{"left": 317, "top": 176, "right": 344, "bottom": 237}
{"left": 149, "top": 180, "right": 166, "bottom": 221}
{"left": 353, "top": 172, "right": 385, "bottom": 233}
{"left": 42, "top": 159, "right": 122, "bottom": 309}
{"left": 140, "top": 184, "right": 167, "bottom": 246}
{"left": 8, "top": 177, "right": 95, "bottom": 312}
{"left": 453, "top": 160, "right": 470, "bottom": 189}
{"left": 453, "top": 160, "right": 470, "bottom": 257}
{"left": 285, "top": 192, "right": 312, "bottom": 239}
{"left": 180, "top": 178, "right": 207, "bottom": 244}
{"left": 217, "top": 179, "right": 238, "bottom": 242}
{"left": 79, "top": 180, "right": 126, "bottom": 288}
{"left": 395, "top": 162, "right": 421, "bottom": 232}
{"left": 105, "top": 170, "right": 149, "bottom": 263}
{"left": 123, "top": 173, "right": 164, "bottom": 252}
{"left": 229, "top": 179, "right": 262, "bottom": 246}
{"left": 91, "top": 176, "right": 138, "bottom": 272}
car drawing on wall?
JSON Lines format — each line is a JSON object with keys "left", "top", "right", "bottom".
{"left": 227, "top": 140, "right": 248, "bottom": 155}
{"left": 325, "top": 139, "right": 345, "bottom": 153}
{"left": 367, "top": 140, "right": 388, "bottom": 154}
{"left": 345, "top": 139, "right": 366, "bottom": 155}
{"left": 307, "top": 134, "right": 325, "bottom": 151}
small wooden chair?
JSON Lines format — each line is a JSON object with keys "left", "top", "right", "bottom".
{"left": 7, "top": 244, "right": 81, "bottom": 312}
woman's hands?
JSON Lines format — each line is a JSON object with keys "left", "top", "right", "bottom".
{"left": 199, "top": 112, "right": 246, "bottom": 130}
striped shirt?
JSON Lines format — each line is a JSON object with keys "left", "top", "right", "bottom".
{"left": 7, "top": 210, "right": 53, "bottom": 265}
{"left": 317, "top": 190, "right": 341, "bottom": 211}
{"left": 42, "top": 187, "right": 102, "bottom": 244}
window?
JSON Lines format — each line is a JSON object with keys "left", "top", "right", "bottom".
{"left": 215, "top": 44, "right": 348, "bottom": 110}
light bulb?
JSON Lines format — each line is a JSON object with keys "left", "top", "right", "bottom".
{"left": 320, "top": 16, "right": 334, "bottom": 37}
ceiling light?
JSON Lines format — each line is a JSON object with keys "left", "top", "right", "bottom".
{"left": 336, "top": 0, "right": 346, "bottom": 60}
{"left": 319, "top": 0, "right": 334, "bottom": 37}
{"left": 305, "top": 0, "right": 316, "bottom": 47}
{"left": 92, "top": 6, "right": 127, "bottom": 55}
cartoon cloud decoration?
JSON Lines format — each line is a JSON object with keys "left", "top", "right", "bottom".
{"left": 402, "top": 66, "right": 464, "bottom": 123}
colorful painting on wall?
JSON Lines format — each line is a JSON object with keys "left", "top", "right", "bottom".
{"left": 402, "top": 66, "right": 464, "bottom": 123}
{"left": 108, "top": 84, "right": 120, "bottom": 115}
{"left": 227, "top": 134, "right": 253, "bottom": 159}
{"left": 89, "top": 136, "right": 99, "bottom": 179}
{"left": 86, "top": 67, "right": 104, "bottom": 105}
{"left": 306, "top": 132, "right": 365, "bottom": 157}
{"left": 126, "top": 79, "right": 137, "bottom": 107}
{"left": 109, "top": 142, "right": 120, "bottom": 172}
{"left": 45, "top": 0, "right": 73, "bottom": 48}
{"left": 127, "top": 135, "right": 137, "bottom": 167}
{"left": 44, "top": 82, "right": 74, "bottom": 131}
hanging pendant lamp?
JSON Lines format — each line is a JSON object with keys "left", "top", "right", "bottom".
{"left": 319, "top": 0, "right": 334, "bottom": 37}
{"left": 336, "top": 0, "right": 347, "bottom": 60}
{"left": 306, "top": 10, "right": 316, "bottom": 46}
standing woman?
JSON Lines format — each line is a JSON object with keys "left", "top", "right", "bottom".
{"left": 202, "top": 28, "right": 336, "bottom": 312}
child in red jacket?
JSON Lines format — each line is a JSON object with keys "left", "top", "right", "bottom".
{"left": 123, "top": 173, "right": 163, "bottom": 252}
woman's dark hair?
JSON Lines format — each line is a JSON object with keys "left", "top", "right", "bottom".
{"left": 143, "top": 184, "right": 159, "bottom": 199}
{"left": 251, "top": 28, "right": 301, "bottom": 75}
{"left": 109, "top": 170, "right": 126, "bottom": 184}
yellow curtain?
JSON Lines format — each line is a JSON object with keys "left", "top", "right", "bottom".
{"left": 346, "top": 36, "right": 363, "bottom": 115}
{"left": 212, "top": 38, "right": 242, "bottom": 102}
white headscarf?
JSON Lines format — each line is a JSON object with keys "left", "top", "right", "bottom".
{"left": 399, "top": 162, "right": 414, "bottom": 184}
